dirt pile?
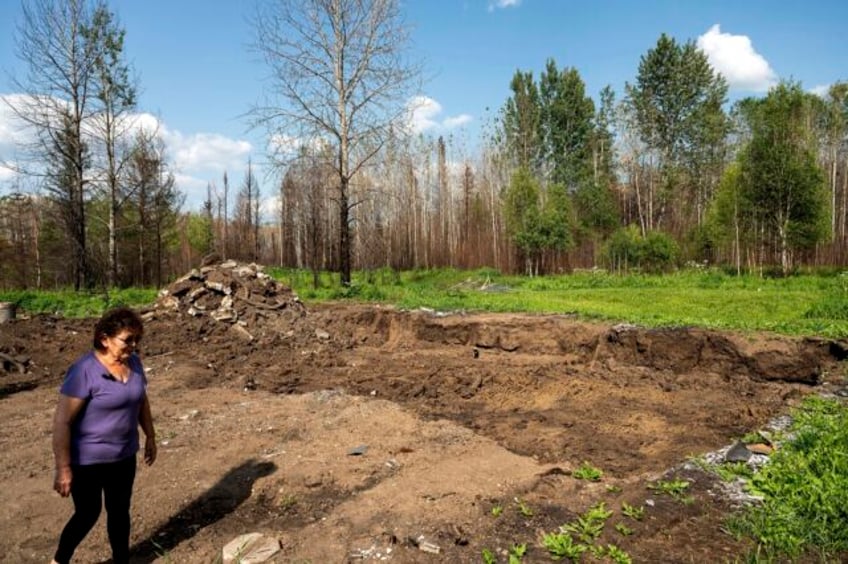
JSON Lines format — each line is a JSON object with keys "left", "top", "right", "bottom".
{"left": 3, "top": 304, "right": 848, "bottom": 562}
{"left": 150, "top": 260, "right": 306, "bottom": 330}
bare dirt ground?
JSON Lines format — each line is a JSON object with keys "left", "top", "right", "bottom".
{"left": 1, "top": 265, "right": 846, "bottom": 563}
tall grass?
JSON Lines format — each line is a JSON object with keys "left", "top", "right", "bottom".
{"left": 0, "top": 288, "right": 158, "bottom": 318}
{"left": 268, "top": 267, "right": 848, "bottom": 338}
{"left": 4, "top": 268, "right": 848, "bottom": 337}
{"left": 726, "top": 397, "right": 848, "bottom": 561}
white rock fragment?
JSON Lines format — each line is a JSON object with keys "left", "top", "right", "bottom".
{"left": 222, "top": 532, "right": 281, "bottom": 563}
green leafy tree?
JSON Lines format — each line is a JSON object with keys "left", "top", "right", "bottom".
{"left": 185, "top": 212, "right": 214, "bottom": 259}
{"left": 708, "top": 162, "right": 752, "bottom": 274}
{"left": 539, "top": 181, "right": 574, "bottom": 268}
{"left": 625, "top": 33, "right": 728, "bottom": 232}
{"left": 502, "top": 70, "right": 543, "bottom": 172}
{"left": 737, "top": 82, "right": 828, "bottom": 273}
{"left": 573, "top": 84, "right": 620, "bottom": 262}
{"left": 641, "top": 230, "right": 679, "bottom": 273}
{"left": 817, "top": 82, "right": 848, "bottom": 241}
{"left": 503, "top": 167, "right": 544, "bottom": 275}
{"left": 591, "top": 85, "right": 618, "bottom": 189}
{"left": 539, "top": 60, "right": 595, "bottom": 189}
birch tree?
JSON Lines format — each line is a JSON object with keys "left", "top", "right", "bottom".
{"left": 625, "top": 33, "right": 728, "bottom": 233}
{"left": 83, "top": 4, "right": 137, "bottom": 287}
{"left": 250, "top": 0, "right": 420, "bottom": 285}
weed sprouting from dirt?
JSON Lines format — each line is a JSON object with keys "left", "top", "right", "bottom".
{"left": 620, "top": 502, "right": 644, "bottom": 521}
{"left": 573, "top": 461, "right": 603, "bottom": 481}
{"left": 648, "top": 478, "right": 691, "bottom": 502}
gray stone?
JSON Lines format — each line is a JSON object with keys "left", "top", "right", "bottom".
{"left": 725, "top": 441, "right": 752, "bottom": 463}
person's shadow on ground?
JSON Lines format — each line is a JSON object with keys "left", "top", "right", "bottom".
{"left": 122, "top": 458, "right": 276, "bottom": 563}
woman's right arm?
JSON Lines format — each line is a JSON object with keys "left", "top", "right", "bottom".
{"left": 52, "top": 394, "right": 86, "bottom": 497}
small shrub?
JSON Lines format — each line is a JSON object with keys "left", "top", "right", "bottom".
{"left": 641, "top": 231, "right": 680, "bottom": 273}
{"left": 514, "top": 497, "right": 533, "bottom": 517}
{"left": 615, "top": 523, "right": 634, "bottom": 536}
{"left": 573, "top": 461, "right": 603, "bottom": 481}
{"left": 648, "top": 478, "right": 691, "bottom": 501}
{"left": 621, "top": 502, "right": 645, "bottom": 521}
{"left": 542, "top": 530, "right": 587, "bottom": 561}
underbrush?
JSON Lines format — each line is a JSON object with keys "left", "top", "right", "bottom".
{"left": 722, "top": 397, "right": 848, "bottom": 561}
{"left": 0, "top": 288, "right": 158, "bottom": 318}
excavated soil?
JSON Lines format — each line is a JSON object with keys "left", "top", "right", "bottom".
{"left": 1, "top": 268, "right": 847, "bottom": 563}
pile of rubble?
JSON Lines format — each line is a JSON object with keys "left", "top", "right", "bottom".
{"left": 151, "top": 260, "right": 306, "bottom": 329}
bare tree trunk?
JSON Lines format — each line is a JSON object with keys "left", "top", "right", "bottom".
{"left": 222, "top": 172, "right": 229, "bottom": 260}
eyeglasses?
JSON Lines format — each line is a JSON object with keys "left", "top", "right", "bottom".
{"left": 113, "top": 335, "right": 141, "bottom": 348}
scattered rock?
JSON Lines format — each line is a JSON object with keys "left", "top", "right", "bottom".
{"left": 0, "top": 352, "right": 28, "bottom": 374}
{"left": 725, "top": 441, "right": 752, "bottom": 463}
{"left": 348, "top": 445, "right": 368, "bottom": 456}
{"left": 407, "top": 535, "right": 441, "bottom": 554}
{"left": 745, "top": 443, "right": 773, "bottom": 455}
{"left": 315, "top": 329, "right": 330, "bottom": 340}
{"left": 221, "top": 532, "right": 281, "bottom": 563}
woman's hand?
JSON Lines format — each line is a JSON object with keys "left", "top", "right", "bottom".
{"left": 54, "top": 465, "right": 72, "bottom": 497}
{"left": 144, "top": 435, "right": 157, "bottom": 466}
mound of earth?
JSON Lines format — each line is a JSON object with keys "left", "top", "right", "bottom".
{"left": 1, "top": 294, "right": 846, "bottom": 562}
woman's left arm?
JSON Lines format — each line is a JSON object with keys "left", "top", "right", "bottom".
{"left": 139, "top": 393, "right": 157, "bottom": 465}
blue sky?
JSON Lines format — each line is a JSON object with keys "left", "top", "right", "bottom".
{"left": 1, "top": 0, "right": 846, "bottom": 211}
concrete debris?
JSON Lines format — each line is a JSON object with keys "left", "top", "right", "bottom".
{"left": 408, "top": 536, "right": 441, "bottom": 555}
{"left": 221, "top": 532, "right": 281, "bottom": 563}
{"left": 151, "top": 261, "right": 306, "bottom": 329}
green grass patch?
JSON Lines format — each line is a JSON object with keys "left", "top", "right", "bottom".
{"left": 728, "top": 397, "right": 848, "bottom": 560}
{"left": 0, "top": 288, "right": 158, "bottom": 318}
{"left": 7, "top": 267, "right": 848, "bottom": 336}
{"left": 268, "top": 267, "right": 848, "bottom": 338}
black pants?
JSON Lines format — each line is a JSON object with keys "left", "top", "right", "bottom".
{"left": 54, "top": 456, "right": 137, "bottom": 564}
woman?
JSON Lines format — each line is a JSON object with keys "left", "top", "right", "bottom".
{"left": 51, "top": 307, "right": 157, "bottom": 564}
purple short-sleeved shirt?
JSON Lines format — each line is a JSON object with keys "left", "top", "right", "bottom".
{"left": 60, "top": 351, "right": 147, "bottom": 466}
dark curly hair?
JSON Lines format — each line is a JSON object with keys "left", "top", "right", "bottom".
{"left": 92, "top": 307, "right": 144, "bottom": 351}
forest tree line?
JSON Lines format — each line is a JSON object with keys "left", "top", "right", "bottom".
{"left": 1, "top": 1, "right": 847, "bottom": 291}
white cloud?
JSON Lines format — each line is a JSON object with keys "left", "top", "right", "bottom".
{"left": 167, "top": 131, "right": 252, "bottom": 174}
{"left": 488, "top": 0, "right": 521, "bottom": 12}
{"left": 697, "top": 24, "right": 777, "bottom": 92}
{"left": 810, "top": 84, "right": 831, "bottom": 97}
{"left": 443, "top": 114, "right": 473, "bottom": 129}
{"left": 406, "top": 95, "right": 473, "bottom": 134}
{"left": 174, "top": 172, "right": 209, "bottom": 197}
{"left": 0, "top": 164, "right": 16, "bottom": 183}
{"left": 0, "top": 96, "right": 256, "bottom": 208}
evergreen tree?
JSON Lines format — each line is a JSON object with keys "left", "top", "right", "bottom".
{"left": 501, "top": 70, "right": 543, "bottom": 173}
{"left": 539, "top": 59, "right": 595, "bottom": 189}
